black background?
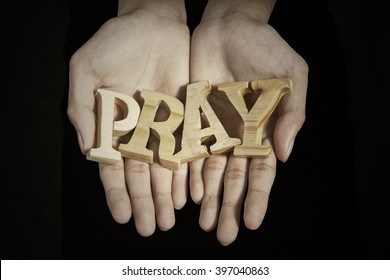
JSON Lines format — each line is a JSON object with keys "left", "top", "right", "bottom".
{"left": 2, "top": 0, "right": 389, "bottom": 259}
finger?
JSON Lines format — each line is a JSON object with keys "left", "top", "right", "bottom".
{"left": 150, "top": 163, "right": 175, "bottom": 231}
{"left": 217, "top": 156, "right": 249, "bottom": 246}
{"left": 244, "top": 139, "right": 277, "bottom": 230}
{"left": 199, "top": 154, "right": 227, "bottom": 231}
{"left": 99, "top": 159, "right": 131, "bottom": 224}
{"left": 67, "top": 59, "right": 99, "bottom": 154}
{"left": 274, "top": 65, "right": 308, "bottom": 162}
{"left": 172, "top": 162, "right": 188, "bottom": 210}
{"left": 124, "top": 159, "right": 156, "bottom": 237}
{"left": 189, "top": 159, "right": 205, "bottom": 204}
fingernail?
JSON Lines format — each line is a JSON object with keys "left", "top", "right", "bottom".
{"left": 286, "top": 137, "right": 295, "bottom": 160}
{"left": 76, "top": 131, "right": 85, "bottom": 154}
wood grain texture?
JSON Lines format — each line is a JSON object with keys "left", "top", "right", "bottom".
{"left": 176, "top": 80, "right": 241, "bottom": 163}
{"left": 118, "top": 89, "right": 184, "bottom": 170}
{"left": 218, "top": 78, "right": 292, "bottom": 157}
{"left": 87, "top": 89, "right": 140, "bottom": 164}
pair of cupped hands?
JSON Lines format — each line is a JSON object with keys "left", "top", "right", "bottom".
{"left": 67, "top": 2, "right": 308, "bottom": 246}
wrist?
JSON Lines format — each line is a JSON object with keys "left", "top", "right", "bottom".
{"left": 118, "top": 0, "right": 186, "bottom": 22}
{"left": 201, "top": 0, "right": 276, "bottom": 23}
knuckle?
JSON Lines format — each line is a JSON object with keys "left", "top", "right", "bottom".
{"left": 203, "top": 193, "right": 218, "bottom": 202}
{"left": 225, "top": 167, "right": 246, "bottom": 180}
{"left": 247, "top": 188, "right": 269, "bottom": 197}
{"left": 205, "top": 158, "right": 226, "bottom": 171}
{"left": 125, "top": 162, "right": 149, "bottom": 174}
{"left": 99, "top": 163, "right": 123, "bottom": 173}
{"left": 153, "top": 190, "right": 171, "bottom": 199}
{"left": 250, "top": 162, "right": 276, "bottom": 174}
{"left": 221, "top": 201, "right": 238, "bottom": 209}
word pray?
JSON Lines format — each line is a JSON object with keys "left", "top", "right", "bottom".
{"left": 87, "top": 79, "right": 292, "bottom": 170}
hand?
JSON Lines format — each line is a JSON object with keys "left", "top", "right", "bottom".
{"left": 67, "top": 1, "right": 190, "bottom": 237}
{"left": 189, "top": 1, "right": 308, "bottom": 245}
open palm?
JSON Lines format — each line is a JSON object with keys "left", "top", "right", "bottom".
{"left": 190, "top": 13, "right": 308, "bottom": 245}
{"left": 67, "top": 10, "right": 190, "bottom": 237}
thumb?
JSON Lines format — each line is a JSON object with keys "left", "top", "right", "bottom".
{"left": 67, "top": 70, "right": 98, "bottom": 155}
{"left": 273, "top": 75, "right": 308, "bottom": 162}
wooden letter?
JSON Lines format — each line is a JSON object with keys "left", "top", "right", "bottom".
{"left": 176, "top": 80, "right": 241, "bottom": 163}
{"left": 118, "top": 89, "right": 184, "bottom": 170}
{"left": 218, "top": 78, "right": 292, "bottom": 157}
{"left": 87, "top": 89, "right": 140, "bottom": 164}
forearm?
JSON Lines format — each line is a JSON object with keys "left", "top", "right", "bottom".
{"left": 118, "top": 0, "right": 186, "bottom": 22}
{"left": 201, "top": 0, "right": 276, "bottom": 23}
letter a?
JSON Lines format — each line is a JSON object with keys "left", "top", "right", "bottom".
{"left": 176, "top": 80, "right": 241, "bottom": 163}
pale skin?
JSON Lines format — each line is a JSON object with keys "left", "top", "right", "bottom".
{"left": 67, "top": 0, "right": 190, "bottom": 236}
{"left": 67, "top": 0, "right": 308, "bottom": 245}
{"left": 189, "top": 0, "right": 308, "bottom": 245}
